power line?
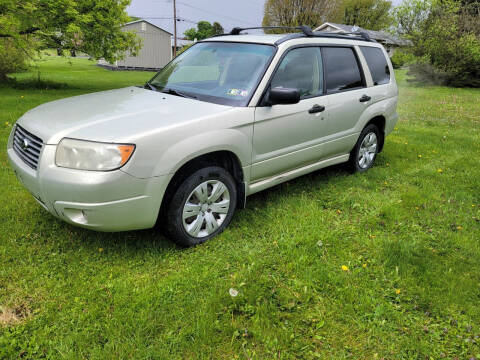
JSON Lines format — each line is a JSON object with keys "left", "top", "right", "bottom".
{"left": 176, "top": 1, "right": 258, "bottom": 26}
{"left": 130, "top": 16, "right": 198, "bottom": 24}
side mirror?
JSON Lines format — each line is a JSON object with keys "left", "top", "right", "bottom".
{"left": 268, "top": 87, "right": 300, "bottom": 105}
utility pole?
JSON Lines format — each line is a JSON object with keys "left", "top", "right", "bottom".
{"left": 173, "top": 0, "right": 177, "bottom": 58}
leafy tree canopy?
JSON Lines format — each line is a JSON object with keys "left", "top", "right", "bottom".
{"left": 0, "top": 0, "right": 141, "bottom": 78}
{"left": 340, "top": 0, "right": 393, "bottom": 31}
{"left": 392, "top": 0, "right": 432, "bottom": 36}
{"left": 394, "top": 0, "right": 480, "bottom": 86}
{"left": 184, "top": 21, "right": 224, "bottom": 41}
{"left": 262, "top": 0, "right": 342, "bottom": 32}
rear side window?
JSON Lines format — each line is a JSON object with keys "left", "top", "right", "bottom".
{"left": 322, "top": 47, "right": 364, "bottom": 93}
{"left": 360, "top": 46, "right": 391, "bottom": 85}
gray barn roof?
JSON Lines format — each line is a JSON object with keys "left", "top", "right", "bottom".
{"left": 315, "top": 22, "right": 410, "bottom": 46}
{"left": 123, "top": 19, "right": 173, "bottom": 35}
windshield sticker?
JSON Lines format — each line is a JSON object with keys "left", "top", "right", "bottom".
{"left": 227, "top": 89, "right": 248, "bottom": 97}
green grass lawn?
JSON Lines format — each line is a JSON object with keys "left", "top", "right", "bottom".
{"left": 1, "top": 57, "right": 479, "bottom": 359}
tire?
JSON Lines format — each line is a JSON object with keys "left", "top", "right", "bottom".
{"left": 348, "top": 124, "right": 380, "bottom": 173}
{"left": 165, "top": 166, "right": 237, "bottom": 247}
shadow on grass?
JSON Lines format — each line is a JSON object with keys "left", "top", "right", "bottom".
{"left": 246, "top": 162, "right": 351, "bottom": 204}
{"left": 23, "top": 155, "right": 389, "bottom": 255}
{"left": 3, "top": 76, "right": 69, "bottom": 90}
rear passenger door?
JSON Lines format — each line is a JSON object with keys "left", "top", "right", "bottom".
{"left": 321, "top": 46, "right": 371, "bottom": 157}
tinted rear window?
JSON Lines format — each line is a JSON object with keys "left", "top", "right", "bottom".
{"left": 322, "top": 47, "right": 364, "bottom": 93}
{"left": 360, "top": 46, "right": 390, "bottom": 85}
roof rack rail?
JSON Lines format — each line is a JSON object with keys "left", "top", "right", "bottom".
{"left": 340, "top": 31, "right": 371, "bottom": 41}
{"left": 229, "top": 25, "right": 314, "bottom": 36}
{"left": 273, "top": 30, "right": 373, "bottom": 44}
{"left": 210, "top": 25, "right": 373, "bottom": 43}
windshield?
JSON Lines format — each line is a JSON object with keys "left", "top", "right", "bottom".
{"left": 149, "top": 42, "right": 276, "bottom": 106}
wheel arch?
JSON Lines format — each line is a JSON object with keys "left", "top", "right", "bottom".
{"left": 159, "top": 150, "right": 247, "bottom": 223}
{"left": 365, "top": 115, "right": 386, "bottom": 152}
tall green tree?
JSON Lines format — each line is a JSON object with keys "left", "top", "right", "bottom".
{"left": 184, "top": 21, "right": 224, "bottom": 41}
{"left": 392, "top": 0, "right": 432, "bottom": 36}
{"left": 262, "top": 0, "right": 342, "bottom": 32}
{"left": 340, "top": 0, "right": 393, "bottom": 30}
{"left": 0, "top": 0, "right": 141, "bottom": 80}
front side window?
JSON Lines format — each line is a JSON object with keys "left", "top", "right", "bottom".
{"left": 149, "top": 42, "right": 275, "bottom": 106}
{"left": 360, "top": 46, "right": 391, "bottom": 85}
{"left": 270, "top": 47, "right": 323, "bottom": 99}
{"left": 322, "top": 47, "right": 364, "bottom": 93}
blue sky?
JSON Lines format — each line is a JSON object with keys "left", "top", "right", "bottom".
{"left": 127, "top": 0, "right": 404, "bottom": 39}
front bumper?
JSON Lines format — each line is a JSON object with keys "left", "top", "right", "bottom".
{"left": 7, "top": 129, "right": 171, "bottom": 232}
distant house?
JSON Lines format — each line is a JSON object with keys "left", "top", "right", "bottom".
{"left": 98, "top": 20, "right": 173, "bottom": 70}
{"left": 314, "top": 22, "right": 410, "bottom": 56}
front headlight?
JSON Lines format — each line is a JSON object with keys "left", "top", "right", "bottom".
{"left": 55, "top": 138, "right": 135, "bottom": 171}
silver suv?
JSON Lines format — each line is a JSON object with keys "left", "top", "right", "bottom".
{"left": 7, "top": 26, "right": 398, "bottom": 246}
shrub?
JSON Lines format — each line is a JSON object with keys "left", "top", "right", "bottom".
{"left": 410, "top": 1, "right": 480, "bottom": 87}
{"left": 0, "top": 39, "right": 29, "bottom": 82}
{"left": 391, "top": 50, "right": 416, "bottom": 69}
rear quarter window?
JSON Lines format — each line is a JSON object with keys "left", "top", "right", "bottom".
{"left": 360, "top": 46, "right": 391, "bottom": 85}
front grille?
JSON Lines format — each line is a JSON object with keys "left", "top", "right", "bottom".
{"left": 13, "top": 125, "right": 44, "bottom": 170}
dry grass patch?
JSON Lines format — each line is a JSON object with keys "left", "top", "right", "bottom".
{"left": 0, "top": 304, "right": 30, "bottom": 326}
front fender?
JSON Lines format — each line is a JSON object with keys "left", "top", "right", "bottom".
{"left": 154, "top": 128, "right": 252, "bottom": 176}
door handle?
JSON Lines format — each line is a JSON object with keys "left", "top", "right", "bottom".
{"left": 359, "top": 95, "right": 371, "bottom": 103}
{"left": 308, "top": 104, "right": 325, "bottom": 114}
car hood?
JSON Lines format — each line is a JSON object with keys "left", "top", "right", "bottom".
{"left": 17, "top": 86, "right": 233, "bottom": 144}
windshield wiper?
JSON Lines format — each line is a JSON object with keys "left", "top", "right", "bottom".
{"left": 162, "top": 88, "right": 197, "bottom": 99}
{"left": 145, "top": 82, "right": 158, "bottom": 91}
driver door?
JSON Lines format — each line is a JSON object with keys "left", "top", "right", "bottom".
{"left": 251, "top": 46, "right": 329, "bottom": 182}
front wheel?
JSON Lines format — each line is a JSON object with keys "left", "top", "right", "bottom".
{"left": 165, "top": 166, "right": 237, "bottom": 247}
{"left": 348, "top": 124, "right": 380, "bottom": 172}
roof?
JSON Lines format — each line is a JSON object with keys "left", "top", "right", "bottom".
{"left": 205, "top": 32, "right": 375, "bottom": 46}
{"left": 123, "top": 19, "right": 173, "bottom": 36}
{"left": 206, "top": 34, "right": 288, "bottom": 45}
{"left": 315, "top": 22, "right": 410, "bottom": 46}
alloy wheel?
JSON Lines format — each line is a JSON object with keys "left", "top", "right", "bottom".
{"left": 358, "top": 132, "right": 377, "bottom": 169}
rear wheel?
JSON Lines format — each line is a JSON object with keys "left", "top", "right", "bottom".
{"left": 348, "top": 124, "right": 380, "bottom": 172}
{"left": 166, "top": 166, "right": 237, "bottom": 247}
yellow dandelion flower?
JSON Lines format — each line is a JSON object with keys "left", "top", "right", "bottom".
{"left": 418, "top": 154, "right": 422, "bottom": 158}
{"left": 395, "top": 289, "right": 401, "bottom": 295}
{"left": 341, "top": 265, "right": 349, "bottom": 271}
{"left": 457, "top": 226, "right": 463, "bottom": 230}
{"left": 437, "top": 168, "right": 443, "bottom": 173}
{"left": 415, "top": 206, "right": 420, "bottom": 210}
{"left": 98, "top": 247, "right": 104, "bottom": 252}
{"left": 362, "top": 263, "right": 367, "bottom": 268}
{"left": 404, "top": 142, "right": 408, "bottom": 145}
{"left": 336, "top": 209, "right": 342, "bottom": 214}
